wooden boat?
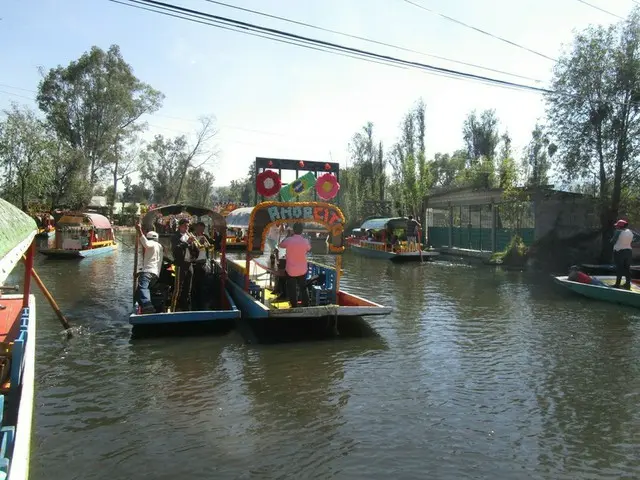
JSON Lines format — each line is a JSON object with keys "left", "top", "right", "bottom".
{"left": 129, "top": 204, "right": 240, "bottom": 327}
{"left": 226, "top": 201, "right": 392, "bottom": 320}
{"left": 0, "top": 198, "right": 38, "bottom": 480}
{"left": 39, "top": 213, "right": 117, "bottom": 258}
{"left": 224, "top": 206, "right": 252, "bottom": 250}
{"left": 350, "top": 217, "right": 440, "bottom": 262}
{"left": 554, "top": 275, "right": 640, "bottom": 308}
{"left": 580, "top": 264, "right": 640, "bottom": 279}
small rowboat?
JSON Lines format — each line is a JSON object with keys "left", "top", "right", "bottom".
{"left": 553, "top": 275, "right": 640, "bottom": 308}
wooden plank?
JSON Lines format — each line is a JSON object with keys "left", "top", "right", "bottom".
{"left": 0, "top": 298, "right": 23, "bottom": 344}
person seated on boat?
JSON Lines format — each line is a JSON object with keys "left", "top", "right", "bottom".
{"left": 171, "top": 218, "right": 195, "bottom": 310}
{"left": 212, "top": 228, "right": 223, "bottom": 252}
{"left": 366, "top": 229, "right": 374, "bottom": 241}
{"left": 279, "top": 222, "right": 311, "bottom": 308}
{"left": 612, "top": 219, "right": 633, "bottom": 290}
{"left": 135, "top": 223, "right": 164, "bottom": 314}
{"left": 567, "top": 266, "right": 607, "bottom": 287}
{"left": 406, "top": 215, "right": 421, "bottom": 251}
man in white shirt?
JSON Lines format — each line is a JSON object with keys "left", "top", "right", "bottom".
{"left": 136, "top": 222, "right": 164, "bottom": 314}
{"left": 612, "top": 219, "right": 633, "bottom": 290}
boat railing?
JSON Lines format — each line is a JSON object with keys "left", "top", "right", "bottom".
{"left": 90, "top": 240, "right": 114, "bottom": 248}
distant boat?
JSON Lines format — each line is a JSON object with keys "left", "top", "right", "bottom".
{"left": 554, "top": 275, "right": 640, "bottom": 308}
{"left": 39, "top": 213, "right": 117, "bottom": 259}
{"left": 0, "top": 197, "right": 38, "bottom": 480}
{"left": 349, "top": 217, "right": 440, "bottom": 262}
{"left": 226, "top": 201, "right": 393, "bottom": 321}
{"left": 224, "top": 206, "right": 252, "bottom": 251}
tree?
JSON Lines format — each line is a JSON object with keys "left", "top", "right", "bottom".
{"left": 462, "top": 109, "right": 500, "bottom": 163}
{"left": 0, "top": 104, "right": 53, "bottom": 210}
{"left": 183, "top": 167, "right": 215, "bottom": 207}
{"left": 172, "top": 115, "right": 218, "bottom": 203}
{"left": 497, "top": 132, "right": 518, "bottom": 188}
{"left": 140, "top": 134, "right": 188, "bottom": 204}
{"left": 523, "top": 123, "right": 555, "bottom": 187}
{"left": 546, "top": 8, "right": 640, "bottom": 257}
{"left": 36, "top": 44, "right": 163, "bottom": 198}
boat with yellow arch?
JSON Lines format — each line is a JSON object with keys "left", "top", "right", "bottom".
{"left": 225, "top": 201, "right": 392, "bottom": 321}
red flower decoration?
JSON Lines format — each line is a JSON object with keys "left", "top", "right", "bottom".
{"left": 256, "top": 170, "right": 282, "bottom": 198}
{"left": 324, "top": 163, "right": 331, "bottom": 171}
{"left": 298, "top": 160, "right": 305, "bottom": 168}
{"left": 268, "top": 160, "right": 273, "bottom": 167}
{"left": 315, "top": 173, "right": 340, "bottom": 200}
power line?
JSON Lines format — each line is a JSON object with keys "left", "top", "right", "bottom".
{"left": 401, "top": 0, "right": 557, "bottom": 62}
{"left": 575, "top": 0, "right": 625, "bottom": 19}
{"left": 199, "top": 0, "right": 543, "bottom": 83}
{"left": 0, "top": 85, "right": 333, "bottom": 141}
{"left": 109, "top": 0, "right": 550, "bottom": 95}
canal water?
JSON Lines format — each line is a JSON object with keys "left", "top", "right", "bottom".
{"left": 19, "top": 234, "right": 640, "bottom": 479}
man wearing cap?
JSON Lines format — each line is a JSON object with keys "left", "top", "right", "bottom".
{"left": 135, "top": 222, "right": 164, "bottom": 314}
{"left": 612, "top": 219, "right": 633, "bottom": 290}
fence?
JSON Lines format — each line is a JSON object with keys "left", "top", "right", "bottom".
{"left": 427, "top": 202, "right": 535, "bottom": 253}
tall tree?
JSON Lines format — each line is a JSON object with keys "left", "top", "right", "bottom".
{"left": 545, "top": 8, "right": 640, "bottom": 254}
{"left": 497, "top": 131, "right": 518, "bottom": 188}
{"left": 36, "top": 44, "right": 163, "bottom": 199}
{"left": 463, "top": 109, "right": 500, "bottom": 163}
{"left": 183, "top": 167, "right": 215, "bottom": 207}
{"left": 0, "top": 104, "right": 52, "bottom": 210}
{"left": 523, "top": 123, "right": 555, "bottom": 187}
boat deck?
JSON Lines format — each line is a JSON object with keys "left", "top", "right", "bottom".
{"left": 229, "top": 258, "right": 295, "bottom": 309}
{"left": 0, "top": 297, "right": 23, "bottom": 344}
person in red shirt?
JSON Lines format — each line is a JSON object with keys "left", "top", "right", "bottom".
{"left": 568, "top": 266, "right": 607, "bottom": 287}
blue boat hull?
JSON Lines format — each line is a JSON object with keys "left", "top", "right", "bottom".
{"left": 129, "top": 290, "right": 240, "bottom": 326}
{"left": 39, "top": 244, "right": 117, "bottom": 259}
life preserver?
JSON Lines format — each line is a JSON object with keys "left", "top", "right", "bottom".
{"left": 256, "top": 170, "right": 282, "bottom": 198}
{"left": 315, "top": 173, "right": 340, "bottom": 200}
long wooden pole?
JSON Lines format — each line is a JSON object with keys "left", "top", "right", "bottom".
{"left": 21, "top": 255, "right": 72, "bottom": 334}
{"left": 418, "top": 228, "right": 424, "bottom": 263}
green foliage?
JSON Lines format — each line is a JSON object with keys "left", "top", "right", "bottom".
{"left": 490, "top": 235, "right": 528, "bottom": 265}
{"left": 0, "top": 104, "right": 52, "bottom": 210}
{"left": 463, "top": 109, "right": 500, "bottom": 163}
{"left": 523, "top": 123, "right": 554, "bottom": 187}
{"left": 37, "top": 44, "right": 163, "bottom": 193}
{"left": 545, "top": 8, "right": 640, "bottom": 237}
{"left": 183, "top": 167, "right": 215, "bottom": 207}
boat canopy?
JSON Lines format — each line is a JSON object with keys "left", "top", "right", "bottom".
{"left": 58, "top": 213, "right": 113, "bottom": 229}
{"left": 225, "top": 207, "right": 254, "bottom": 229}
{"left": 360, "top": 217, "right": 408, "bottom": 231}
{"left": 0, "top": 198, "right": 37, "bottom": 284}
{"left": 141, "top": 204, "right": 226, "bottom": 232}
{"left": 247, "top": 201, "right": 345, "bottom": 254}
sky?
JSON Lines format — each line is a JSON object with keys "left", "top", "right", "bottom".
{"left": 0, "top": 0, "right": 636, "bottom": 188}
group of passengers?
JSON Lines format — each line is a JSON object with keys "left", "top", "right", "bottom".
{"left": 134, "top": 218, "right": 223, "bottom": 314}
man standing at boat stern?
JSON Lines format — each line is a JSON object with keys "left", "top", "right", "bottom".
{"left": 612, "top": 219, "right": 633, "bottom": 290}
{"left": 406, "top": 215, "right": 421, "bottom": 251}
{"left": 136, "top": 223, "right": 164, "bottom": 314}
{"left": 279, "top": 222, "right": 311, "bottom": 308}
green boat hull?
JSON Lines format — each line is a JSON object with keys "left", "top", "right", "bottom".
{"left": 554, "top": 275, "right": 640, "bottom": 308}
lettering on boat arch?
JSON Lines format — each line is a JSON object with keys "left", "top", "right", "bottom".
{"left": 248, "top": 201, "right": 345, "bottom": 253}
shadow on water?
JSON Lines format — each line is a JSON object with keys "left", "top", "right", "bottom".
{"left": 130, "top": 321, "right": 236, "bottom": 339}
{"left": 238, "top": 315, "right": 386, "bottom": 345}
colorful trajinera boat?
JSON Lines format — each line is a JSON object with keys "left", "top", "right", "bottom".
{"left": 129, "top": 204, "right": 240, "bottom": 327}
{"left": 224, "top": 206, "right": 252, "bottom": 250}
{"left": 554, "top": 275, "right": 640, "bottom": 308}
{"left": 226, "top": 201, "right": 392, "bottom": 320}
{"left": 0, "top": 198, "right": 37, "bottom": 480}
{"left": 39, "top": 213, "right": 117, "bottom": 258}
{"left": 349, "top": 217, "right": 440, "bottom": 262}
